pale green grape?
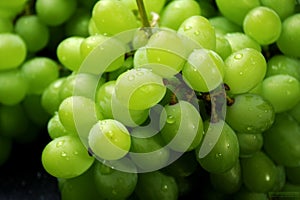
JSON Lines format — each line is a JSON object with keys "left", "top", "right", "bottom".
{"left": 224, "top": 48, "right": 267, "bottom": 94}
{"left": 0, "top": 69, "right": 27, "bottom": 105}
{"left": 57, "top": 36, "right": 85, "bottom": 72}
{"left": 182, "top": 48, "right": 225, "bottom": 92}
{"left": 92, "top": 0, "right": 139, "bottom": 37}
{"left": 260, "top": 75, "right": 300, "bottom": 113}
{"left": 260, "top": 0, "right": 295, "bottom": 20}
{"left": 0, "top": 33, "right": 26, "bottom": 71}
{"left": 215, "top": 35, "right": 232, "bottom": 60}
{"left": 58, "top": 96, "right": 102, "bottom": 145}
{"left": 224, "top": 32, "right": 262, "bottom": 53}
{"left": 225, "top": 93, "right": 275, "bottom": 133}
{"left": 88, "top": 119, "right": 131, "bottom": 160}
{"left": 160, "top": 0, "right": 201, "bottom": 30}
{"left": 134, "top": 30, "right": 186, "bottom": 78}
{"left": 114, "top": 68, "right": 166, "bottom": 110}
{"left": 215, "top": 0, "right": 261, "bottom": 26}
{"left": 47, "top": 113, "right": 74, "bottom": 139}
{"left": 20, "top": 57, "right": 59, "bottom": 95}
{"left": 35, "top": 0, "right": 77, "bottom": 26}
{"left": 243, "top": 6, "right": 281, "bottom": 45}
{"left": 41, "top": 135, "right": 94, "bottom": 179}
{"left": 159, "top": 100, "right": 204, "bottom": 152}
{"left": 15, "top": 15, "right": 50, "bottom": 52}
{"left": 276, "top": 13, "right": 300, "bottom": 58}
{"left": 178, "top": 15, "right": 216, "bottom": 50}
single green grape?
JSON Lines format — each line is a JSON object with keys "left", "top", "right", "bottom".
{"left": 260, "top": 74, "right": 300, "bottom": 113}
{"left": 159, "top": 100, "right": 204, "bottom": 152}
{"left": 243, "top": 6, "right": 281, "bottom": 45}
{"left": 182, "top": 48, "right": 225, "bottom": 92}
{"left": 35, "top": 0, "right": 77, "bottom": 26}
{"left": 88, "top": 119, "right": 131, "bottom": 161}
{"left": 160, "top": 0, "right": 201, "bottom": 30}
{"left": 215, "top": 35, "right": 232, "bottom": 60}
{"left": 20, "top": 57, "right": 59, "bottom": 95}
{"left": 226, "top": 93, "right": 275, "bottom": 133}
{"left": 64, "top": 8, "right": 90, "bottom": 37}
{"left": 224, "top": 32, "right": 261, "bottom": 53}
{"left": 0, "top": 33, "right": 26, "bottom": 71}
{"left": 134, "top": 171, "right": 179, "bottom": 200}
{"left": 57, "top": 36, "right": 85, "bottom": 72}
{"left": 196, "top": 120, "right": 240, "bottom": 174}
{"left": 93, "top": 161, "right": 138, "bottom": 200}
{"left": 224, "top": 48, "right": 267, "bottom": 94}
{"left": 241, "top": 151, "right": 277, "bottom": 193}
{"left": 276, "top": 13, "right": 300, "bottom": 58}
{"left": 178, "top": 15, "right": 216, "bottom": 50}
{"left": 263, "top": 112, "right": 300, "bottom": 167}
{"left": 47, "top": 113, "right": 75, "bottom": 140}
{"left": 41, "top": 135, "right": 95, "bottom": 179}
{"left": 114, "top": 68, "right": 166, "bottom": 110}
{"left": 260, "top": 0, "right": 295, "bottom": 20}
{"left": 0, "top": 69, "right": 27, "bottom": 105}
{"left": 236, "top": 132, "right": 263, "bottom": 158}
{"left": 15, "top": 15, "right": 50, "bottom": 52}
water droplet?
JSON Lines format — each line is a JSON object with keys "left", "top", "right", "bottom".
{"left": 234, "top": 53, "right": 243, "bottom": 59}
{"left": 246, "top": 126, "right": 253, "bottom": 131}
{"left": 61, "top": 152, "right": 67, "bottom": 157}
{"left": 161, "top": 184, "right": 168, "bottom": 191}
{"left": 226, "top": 144, "right": 230, "bottom": 148}
{"left": 128, "top": 75, "right": 135, "bottom": 81}
{"left": 184, "top": 26, "right": 192, "bottom": 31}
{"left": 215, "top": 153, "right": 222, "bottom": 158}
{"left": 73, "top": 151, "right": 78, "bottom": 155}
{"left": 258, "top": 114, "right": 263, "bottom": 118}
{"left": 156, "top": 57, "right": 161, "bottom": 62}
{"left": 166, "top": 115, "right": 175, "bottom": 124}
{"left": 192, "top": 67, "right": 197, "bottom": 72}
{"left": 288, "top": 78, "right": 294, "bottom": 83}
{"left": 239, "top": 71, "right": 243, "bottom": 75}
{"left": 136, "top": 71, "right": 144, "bottom": 76}
{"left": 112, "top": 189, "right": 117, "bottom": 195}
{"left": 194, "top": 31, "right": 200, "bottom": 35}
{"left": 56, "top": 140, "right": 65, "bottom": 148}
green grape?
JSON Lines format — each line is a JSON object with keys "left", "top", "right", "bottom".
{"left": 210, "top": 160, "right": 242, "bottom": 194}
{"left": 20, "top": 57, "right": 59, "bottom": 95}
{"left": 58, "top": 96, "right": 102, "bottom": 145}
{"left": 48, "top": 113, "right": 74, "bottom": 140}
{"left": 135, "top": 30, "right": 186, "bottom": 78}
{"left": 224, "top": 48, "right": 267, "bottom": 94}
{"left": 114, "top": 68, "right": 166, "bottom": 110}
{"left": 159, "top": 100, "right": 203, "bottom": 152}
{"left": 232, "top": 187, "right": 269, "bottom": 200}
{"left": 87, "top": 18, "right": 100, "bottom": 36}
{"left": 60, "top": 164, "right": 101, "bottom": 200}
{"left": 92, "top": 0, "right": 139, "bottom": 37}
{"left": 64, "top": 8, "right": 90, "bottom": 37}
{"left": 0, "top": 69, "right": 27, "bottom": 105}
{"left": 35, "top": 0, "right": 77, "bottom": 26}
{"left": 243, "top": 6, "right": 281, "bottom": 45}
{"left": 121, "top": 0, "right": 166, "bottom": 18}
{"left": 160, "top": 0, "right": 201, "bottom": 30}
{"left": 260, "top": 74, "right": 300, "bottom": 113}
{"left": 236, "top": 132, "right": 263, "bottom": 158}
{"left": 0, "top": 17, "right": 13, "bottom": 33}
{"left": 95, "top": 81, "right": 115, "bottom": 119}
{"left": 88, "top": 119, "right": 131, "bottom": 161}
{"left": 241, "top": 151, "right": 277, "bottom": 193}
{"left": 22, "top": 94, "right": 51, "bottom": 127}
{"left": 215, "top": 35, "right": 232, "bottom": 60}
{"left": 178, "top": 15, "right": 216, "bottom": 50}
{"left": 209, "top": 16, "right": 242, "bottom": 36}
{"left": 42, "top": 135, "right": 95, "bottom": 179}
{"left": 0, "top": 104, "right": 29, "bottom": 139}
{"left": 215, "top": 0, "right": 261, "bottom": 26}
{"left": 0, "top": 33, "right": 26, "bottom": 71}
{"left": 162, "top": 151, "right": 198, "bottom": 178}
{"left": 196, "top": 120, "right": 239, "bottom": 174}
{"left": 226, "top": 93, "right": 275, "bottom": 133}
{"left": 93, "top": 161, "right": 138, "bottom": 200}
{"left": 134, "top": 171, "right": 179, "bottom": 200}
{"left": 289, "top": 101, "right": 300, "bottom": 123}
{"left": 271, "top": 165, "right": 286, "bottom": 192}
{"left": 0, "top": 0, "right": 26, "bottom": 19}
{"left": 276, "top": 13, "right": 300, "bottom": 58}
{"left": 15, "top": 15, "right": 50, "bottom": 52}
{"left": 182, "top": 48, "right": 225, "bottom": 92}
{"left": 129, "top": 126, "right": 170, "bottom": 171}
{"left": 224, "top": 32, "right": 262, "bottom": 53}
{"left": 41, "top": 77, "right": 66, "bottom": 115}
{"left": 59, "top": 72, "right": 100, "bottom": 100}
{"left": 285, "top": 166, "right": 300, "bottom": 185}
{"left": 260, "top": 0, "right": 295, "bottom": 20}
{"left": 80, "top": 34, "right": 125, "bottom": 73}
{"left": 266, "top": 55, "right": 300, "bottom": 81}
{"left": 263, "top": 112, "right": 300, "bottom": 167}
{"left": 57, "top": 36, "right": 85, "bottom": 71}
{"left": 0, "top": 135, "right": 12, "bottom": 166}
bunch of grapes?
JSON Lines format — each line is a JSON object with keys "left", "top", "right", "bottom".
{"left": 1, "top": 0, "right": 300, "bottom": 199}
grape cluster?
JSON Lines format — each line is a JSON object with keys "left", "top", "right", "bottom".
{"left": 1, "top": 0, "right": 300, "bottom": 199}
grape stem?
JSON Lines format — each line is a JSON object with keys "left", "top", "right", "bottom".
{"left": 136, "top": 0, "right": 151, "bottom": 28}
